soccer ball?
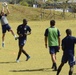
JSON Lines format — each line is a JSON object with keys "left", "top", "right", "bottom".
{"left": 2, "top": 2, "right": 8, "bottom": 7}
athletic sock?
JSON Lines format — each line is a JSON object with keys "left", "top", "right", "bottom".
{"left": 2, "top": 42, "right": 5, "bottom": 47}
{"left": 51, "top": 63, "right": 54, "bottom": 69}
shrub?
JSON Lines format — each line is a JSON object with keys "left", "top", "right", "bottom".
{"left": 20, "top": 0, "right": 29, "bottom": 6}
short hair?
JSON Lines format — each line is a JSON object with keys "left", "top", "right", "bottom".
{"left": 50, "top": 20, "right": 55, "bottom": 26}
{"left": 23, "top": 19, "right": 27, "bottom": 22}
{"left": 66, "top": 29, "right": 72, "bottom": 35}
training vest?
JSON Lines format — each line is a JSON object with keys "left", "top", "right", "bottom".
{"left": 48, "top": 27, "right": 59, "bottom": 46}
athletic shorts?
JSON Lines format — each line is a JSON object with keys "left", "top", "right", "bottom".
{"left": 61, "top": 54, "right": 75, "bottom": 66}
{"left": 2, "top": 24, "right": 11, "bottom": 33}
{"left": 18, "top": 37, "right": 26, "bottom": 46}
{"left": 49, "top": 46, "right": 59, "bottom": 54}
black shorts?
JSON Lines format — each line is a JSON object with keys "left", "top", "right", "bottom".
{"left": 18, "top": 37, "right": 26, "bottom": 46}
{"left": 61, "top": 54, "right": 75, "bottom": 66}
{"left": 49, "top": 46, "right": 59, "bottom": 54}
{"left": 2, "top": 24, "right": 11, "bottom": 33}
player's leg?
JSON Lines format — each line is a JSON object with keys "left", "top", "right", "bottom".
{"left": 16, "top": 38, "right": 24, "bottom": 62}
{"left": 21, "top": 41, "right": 30, "bottom": 61}
{"left": 2, "top": 25, "right": 6, "bottom": 47}
{"left": 21, "top": 39, "right": 30, "bottom": 61}
{"left": 22, "top": 49, "right": 30, "bottom": 61}
{"left": 6, "top": 24, "right": 17, "bottom": 40}
{"left": 68, "top": 55, "right": 74, "bottom": 75}
{"left": 16, "top": 39, "right": 30, "bottom": 62}
{"left": 10, "top": 29, "right": 15, "bottom": 36}
{"left": 57, "top": 53, "right": 67, "bottom": 75}
{"left": 56, "top": 62, "right": 64, "bottom": 75}
{"left": 51, "top": 53, "right": 57, "bottom": 71}
{"left": 49, "top": 46, "right": 57, "bottom": 70}
{"left": 9, "top": 29, "right": 16, "bottom": 37}
{"left": 52, "top": 46, "right": 60, "bottom": 70}
{"left": 69, "top": 65, "right": 74, "bottom": 75}
{"left": 9, "top": 29, "right": 17, "bottom": 40}
{"left": 51, "top": 62, "right": 54, "bottom": 69}
{"left": 2, "top": 33, "right": 5, "bottom": 47}
{"left": 16, "top": 45, "right": 23, "bottom": 62}
{"left": 16, "top": 45, "right": 30, "bottom": 62}
{"left": 51, "top": 53, "right": 57, "bottom": 69}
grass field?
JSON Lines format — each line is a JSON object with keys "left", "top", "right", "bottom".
{"left": 0, "top": 20, "right": 76, "bottom": 75}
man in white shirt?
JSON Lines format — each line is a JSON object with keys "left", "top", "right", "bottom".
{"left": 0, "top": 5, "right": 17, "bottom": 47}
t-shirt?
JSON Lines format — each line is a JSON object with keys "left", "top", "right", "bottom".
{"left": 17, "top": 24, "right": 31, "bottom": 40}
{"left": 62, "top": 36, "right": 76, "bottom": 55}
{"left": 0, "top": 14, "right": 8, "bottom": 25}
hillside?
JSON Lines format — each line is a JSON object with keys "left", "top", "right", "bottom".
{"left": 0, "top": 3, "right": 76, "bottom": 22}
{"left": 0, "top": 3, "right": 51, "bottom": 21}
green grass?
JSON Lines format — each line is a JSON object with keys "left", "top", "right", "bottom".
{"left": 0, "top": 20, "right": 76, "bottom": 75}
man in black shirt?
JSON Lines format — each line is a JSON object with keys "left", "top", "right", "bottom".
{"left": 16, "top": 19, "right": 31, "bottom": 62}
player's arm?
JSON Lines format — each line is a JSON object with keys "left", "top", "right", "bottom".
{"left": 58, "top": 36, "right": 60, "bottom": 50}
{"left": 61, "top": 40, "right": 65, "bottom": 51}
{"left": 25, "top": 26, "right": 31, "bottom": 35}
{"left": 1, "top": 6, "right": 4, "bottom": 13}
{"left": 6, "top": 6, "right": 10, "bottom": 15}
{"left": 17, "top": 26, "right": 23, "bottom": 37}
{"left": 58, "top": 36, "right": 60, "bottom": 46}
{"left": 58, "top": 29, "right": 61, "bottom": 50}
{"left": 27, "top": 32, "right": 31, "bottom": 35}
{"left": 25, "top": 31, "right": 31, "bottom": 35}
{"left": 17, "top": 31, "right": 23, "bottom": 37}
{"left": 45, "top": 36, "right": 48, "bottom": 48}
{"left": 44, "top": 29, "right": 48, "bottom": 48}
{"left": 17, "top": 31, "right": 20, "bottom": 35}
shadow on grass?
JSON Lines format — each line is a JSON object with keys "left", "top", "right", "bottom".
{"left": 0, "top": 61, "right": 16, "bottom": 64}
{"left": 10, "top": 68, "right": 52, "bottom": 72}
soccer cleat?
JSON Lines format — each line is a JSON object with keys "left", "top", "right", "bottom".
{"left": 2, "top": 42, "right": 5, "bottom": 47}
{"left": 16, "top": 59, "right": 19, "bottom": 63}
{"left": 15, "top": 37, "right": 19, "bottom": 40}
{"left": 53, "top": 68, "right": 57, "bottom": 71}
{"left": 53, "top": 63, "right": 57, "bottom": 71}
{"left": 51, "top": 66, "right": 54, "bottom": 69}
{"left": 26, "top": 56, "right": 30, "bottom": 61}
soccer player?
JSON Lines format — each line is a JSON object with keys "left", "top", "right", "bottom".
{"left": 56, "top": 29, "right": 76, "bottom": 75}
{"left": 0, "top": 6, "right": 17, "bottom": 47}
{"left": 16, "top": 19, "right": 31, "bottom": 63}
{"left": 44, "top": 20, "right": 60, "bottom": 71}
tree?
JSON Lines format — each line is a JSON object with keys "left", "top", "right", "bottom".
{"left": 19, "top": 0, "right": 36, "bottom": 6}
{"left": 9, "top": 0, "right": 20, "bottom": 4}
{"left": 20, "top": 0, "right": 29, "bottom": 6}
